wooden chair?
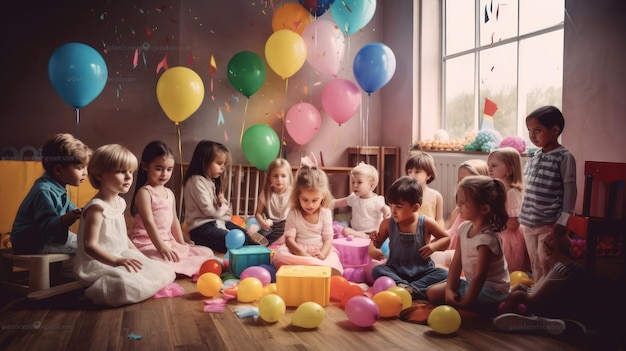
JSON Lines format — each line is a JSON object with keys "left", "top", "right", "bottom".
{"left": 0, "top": 248, "right": 82, "bottom": 300}
{"left": 569, "top": 161, "right": 626, "bottom": 276}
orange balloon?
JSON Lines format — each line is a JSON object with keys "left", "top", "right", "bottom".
{"left": 271, "top": 2, "right": 312, "bottom": 35}
{"left": 340, "top": 285, "right": 364, "bottom": 307}
{"left": 330, "top": 275, "right": 350, "bottom": 301}
{"left": 199, "top": 259, "right": 222, "bottom": 276}
{"left": 231, "top": 214, "right": 246, "bottom": 228}
{"left": 372, "top": 291, "right": 403, "bottom": 318}
{"left": 197, "top": 273, "right": 222, "bottom": 297}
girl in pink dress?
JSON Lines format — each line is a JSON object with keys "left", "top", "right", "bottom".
{"left": 487, "top": 147, "right": 530, "bottom": 273}
{"left": 272, "top": 158, "right": 343, "bottom": 275}
{"left": 130, "top": 141, "right": 214, "bottom": 277}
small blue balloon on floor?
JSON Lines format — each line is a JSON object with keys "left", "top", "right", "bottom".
{"left": 225, "top": 229, "right": 245, "bottom": 250}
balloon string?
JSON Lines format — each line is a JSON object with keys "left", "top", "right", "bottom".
{"left": 240, "top": 99, "right": 249, "bottom": 146}
{"left": 366, "top": 94, "right": 370, "bottom": 147}
{"left": 176, "top": 122, "right": 184, "bottom": 218}
{"left": 75, "top": 108, "right": 80, "bottom": 139}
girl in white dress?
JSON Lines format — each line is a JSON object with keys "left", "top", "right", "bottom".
{"left": 73, "top": 144, "right": 175, "bottom": 307}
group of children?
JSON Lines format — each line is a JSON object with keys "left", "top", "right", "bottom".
{"left": 10, "top": 105, "right": 587, "bottom": 336}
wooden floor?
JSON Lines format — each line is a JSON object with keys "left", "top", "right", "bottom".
{"left": 1, "top": 279, "right": 623, "bottom": 351}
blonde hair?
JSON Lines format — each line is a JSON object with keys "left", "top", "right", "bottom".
{"left": 488, "top": 147, "right": 524, "bottom": 191}
{"left": 88, "top": 144, "right": 138, "bottom": 189}
{"left": 291, "top": 166, "right": 333, "bottom": 211}
{"left": 351, "top": 162, "right": 379, "bottom": 186}
{"left": 261, "top": 158, "right": 293, "bottom": 206}
{"left": 405, "top": 151, "right": 437, "bottom": 184}
{"left": 41, "top": 133, "right": 91, "bottom": 174}
{"left": 458, "top": 159, "right": 489, "bottom": 177}
{"left": 458, "top": 175, "right": 508, "bottom": 232}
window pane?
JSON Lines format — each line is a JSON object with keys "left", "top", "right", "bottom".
{"left": 444, "top": 54, "right": 476, "bottom": 139}
{"left": 479, "top": 44, "right": 518, "bottom": 137}
{"left": 520, "top": 0, "right": 565, "bottom": 35}
{"left": 480, "top": 0, "right": 518, "bottom": 46}
{"left": 445, "top": 0, "right": 475, "bottom": 55}
{"left": 518, "top": 30, "right": 564, "bottom": 132}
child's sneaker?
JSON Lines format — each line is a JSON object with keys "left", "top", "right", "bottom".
{"left": 493, "top": 313, "right": 565, "bottom": 335}
{"left": 248, "top": 232, "right": 269, "bottom": 247}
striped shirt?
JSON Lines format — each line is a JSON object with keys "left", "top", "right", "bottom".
{"left": 520, "top": 146, "right": 576, "bottom": 227}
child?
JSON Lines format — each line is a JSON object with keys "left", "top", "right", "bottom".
{"left": 369, "top": 176, "right": 449, "bottom": 300}
{"left": 248, "top": 158, "right": 293, "bottom": 245}
{"left": 332, "top": 162, "right": 391, "bottom": 239}
{"left": 183, "top": 140, "right": 268, "bottom": 253}
{"left": 520, "top": 106, "right": 576, "bottom": 282}
{"left": 130, "top": 141, "right": 214, "bottom": 277}
{"left": 488, "top": 147, "right": 530, "bottom": 273}
{"left": 405, "top": 151, "right": 444, "bottom": 228}
{"left": 494, "top": 224, "right": 589, "bottom": 336}
{"left": 432, "top": 159, "right": 489, "bottom": 267}
{"left": 73, "top": 144, "right": 175, "bottom": 307}
{"left": 271, "top": 164, "right": 343, "bottom": 275}
{"left": 11, "top": 133, "right": 90, "bottom": 254}
{"left": 426, "top": 175, "right": 510, "bottom": 311}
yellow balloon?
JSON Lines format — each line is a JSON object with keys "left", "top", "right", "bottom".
{"left": 509, "top": 271, "right": 530, "bottom": 287}
{"left": 265, "top": 29, "right": 307, "bottom": 79}
{"left": 258, "top": 294, "right": 286, "bottom": 323}
{"left": 156, "top": 66, "right": 205, "bottom": 123}
{"left": 427, "top": 305, "right": 461, "bottom": 334}
{"left": 262, "top": 283, "right": 278, "bottom": 297}
{"left": 197, "top": 273, "right": 222, "bottom": 297}
{"left": 372, "top": 291, "right": 403, "bottom": 318}
{"left": 271, "top": 2, "right": 311, "bottom": 35}
{"left": 291, "top": 301, "right": 325, "bottom": 328}
{"left": 386, "top": 286, "right": 412, "bottom": 310}
{"left": 237, "top": 277, "right": 263, "bottom": 303}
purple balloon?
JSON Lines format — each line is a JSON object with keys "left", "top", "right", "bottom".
{"left": 345, "top": 296, "right": 380, "bottom": 327}
{"left": 343, "top": 267, "right": 366, "bottom": 283}
{"left": 240, "top": 266, "right": 271, "bottom": 286}
{"left": 371, "top": 276, "right": 396, "bottom": 295}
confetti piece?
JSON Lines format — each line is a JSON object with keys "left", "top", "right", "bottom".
{"left": 211, "top": 78, "right": 214, "bottom": 92}
{"left": 224, "top": 102, "right": 231, "bottom": 113}
{"left": 188, "top": 51, "right": 193, "bottom": 67}
{"left": 131, "top": 27, "right": 135, "bottom": 36}
{"left": 142, "top": 52, "right": 147, "bottom": 69}
{"left": 145, "top": 25, "right": 152, "bottom": 40}
{"left": 218, "top": 109, "right": 225, "bottom": 126}
{"left": 156, "top": 54, "right": 168, "bottom": 74}
{"left": 128, "top": 333, "right": 143, "bottom": 340}
{"left": 209, "top": 55, "right": 217, "bottom": 76}
{"left": 133, "top": 49, "right": 139, "bottom": 69}
{"left": 231, "top": 95, "right": 239, "bottom": 103}
{"left": 224, "top": 131, "right": 229, "bottom": 142}
{"left": 99, "top": 12, "right": 107, "bottom": 20}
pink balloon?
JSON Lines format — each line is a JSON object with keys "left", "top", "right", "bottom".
{"left": 345, "top": 295, "right": 380, "bottom": 327}
{"left": 322, "top": 79, "right": 361, "bottom": 126}
{"left": 302, "top": 19, "right": 345, "bottom": 77}
{"left": 285, "top": 102, "right": 321, "bottom": 145}
{"left": 240, "top": 266, "right": 272, "bottom": 286}
{"left": 363, "top": 259, "right": 384, "bottom": 285}
{"left": 343, "top": 267, "right": 366, "bottom": 283}
{"left": 371, "top": 276, "right": 396, "bottom": 295}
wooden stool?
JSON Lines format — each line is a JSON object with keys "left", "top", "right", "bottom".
{"left": 0, "top": 248, "right": 82, "bottom": 300}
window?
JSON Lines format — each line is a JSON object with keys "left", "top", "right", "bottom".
{"left": 442, "top": 0, "right": 564, "bottom": 141}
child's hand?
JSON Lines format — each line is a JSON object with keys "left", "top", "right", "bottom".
{"left": 158, "top": 246, "right": 180, "bottom": 262}
{"left": 115, "top": 257, "right": 143, "bottom": 272}
{"left": 418, "top": 243, "right": 434, "bottom": 258}
{"left": 444, "top": 288, "right": 461, "bottom": 307}
{"left": 368, "top": 245, "right": 385, "bottom": 260}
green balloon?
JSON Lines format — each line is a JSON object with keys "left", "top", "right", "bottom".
{"left": 241, "top": 124, "right": 280, "bottom": 171}
{"left": 227, "top": 51, "right": 266, "bottom": 98}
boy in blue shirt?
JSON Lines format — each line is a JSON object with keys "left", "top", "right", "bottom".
{"left": 11, "top": 133, "right": 91, "bottom": 254}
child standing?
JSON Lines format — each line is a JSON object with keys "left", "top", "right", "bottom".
{"left": 405, "top": 151, "right": 444, "bottom": 228}
{"left": 432, "top": 159, "right": 489, "bottom": 267}
{"left": 369, "top": 176, "right": 449, "bottom": 300}
{"left": 488, "top": 147, "right": 530, "bottom": 273}
{"left": 333, "top": 162, "right": 390, "bottom": 239}
{"left": 248, "top": 158, "right": 293, "bottom": 245}
{"left": 271, "top": 164, "right": 343, "bottom": 275}
{"left": 73, "top": 144, "right": 175, "bottom": 307}
{"left": 130, "top": 141, "right": 214, "bottom": 277}
{"left": 427, "top": 176, "right": 510, "bottom": 310}
{"left": 11, "top": 133, "right": 91, "bottom": 254}
{"left": 183, "top": 140, "right": 268, "bottom": 253}
{"left": 520, "top": 106, "right": 576, "bottom": 282}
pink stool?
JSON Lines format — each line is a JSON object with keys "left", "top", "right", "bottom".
{"left": 332, "top": 237, "right": 371, "bottom": 268}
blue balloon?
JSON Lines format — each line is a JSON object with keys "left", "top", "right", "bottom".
{"left": 299, "top": 0, "right": 335, "bottom": 17}
{"left": 225, "top": 229, "right": 245, "bottom": 250}
{"left": 331, "top": 0, "right": 376, "bottom": 34}
{"left": 48, "top": 42, "right": 108, "bottom": 108}
{"left": 381, "top": 238, "right": 390, "bottom": 258}
{"left": 246, "top": 217, "right": 259, "bottom": 229}
{"left": 353, "top": 42, "right": 396, "bottom": 94}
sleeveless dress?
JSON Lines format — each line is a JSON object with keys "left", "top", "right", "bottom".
{"left": 130, "top": 185, "right": 214, "bottom": 276}
{"left": 74, "top": 197, "right": 176, "bottom": 307}
{"left": 500, "top": 188, "right": 530, "bottom": 272}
